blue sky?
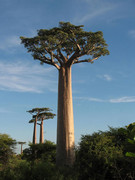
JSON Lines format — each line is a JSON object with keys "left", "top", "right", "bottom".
{"left": 0, "top": 0, "right": 135, "bottom": 152}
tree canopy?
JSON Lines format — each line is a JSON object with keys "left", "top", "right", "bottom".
{"left": 20, "top": 22, "right": 109, "bottom": 69}
{"left": 27, "top": 108, "right": 51, "bottom": 115}
{"left": 0, "top": 134, "right": 16, "bottom": 164}
{"left": 29, "top": 110, "right": 56, "bottom": 123}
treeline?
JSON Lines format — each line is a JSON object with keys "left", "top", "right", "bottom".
{"left": 0, "top": 123, "right": 135, "bottom": 180}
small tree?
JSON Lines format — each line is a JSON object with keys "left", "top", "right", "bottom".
{"left": 21, "top": 22, "right": 109, "bottom": 166}
{"left": 23, "top": 140, "right": 56, "bottom": 162}
{"left": 18, "top": 141, "right": 26, "bottom": 154}
{"left": 124, "top": 122, "right": 135, "bottom": 157}
{"left": 0, "top": 134, "right": 16, "bottom": 165}
{"left": 27, "top": 108, "right": 51, "bottom": 144}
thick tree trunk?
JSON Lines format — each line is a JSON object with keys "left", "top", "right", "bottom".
{"left": 40, "top": 120, "right": 44, "bottom": 143}
{"left": 21, "top": 144, "right": 23, "bottom": 154}
{"left": 56, "top": 66, "right": 75, "bottom": 166}
{"left": 33, "top": 117, "right": 37, "bottom": 144}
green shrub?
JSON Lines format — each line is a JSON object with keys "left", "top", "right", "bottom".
{"left": 23, "top": 140, "right": 56, "bottom": 163}
{"left": 0, "top": 134, "right": 16, "bottom": 165}
{"left": 75, "top": 127, "right": 135, "bottom": 180}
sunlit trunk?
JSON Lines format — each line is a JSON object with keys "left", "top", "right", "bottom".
{"left": 56, "top": 66, "right": 75, "bottom": 166}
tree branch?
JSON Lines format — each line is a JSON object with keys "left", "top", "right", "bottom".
{"left": 86, "top": 45, "right": 101, "bottom": 55}
{"left": 36, "top": 56, "right": 60, "bottom": 70}
{"left": 32, "top": 46, "right": 60, "bottom": 68}
{"left": 67, "top": 49, "right": 81, "bottom": 66}
{"left": 57, "top": 49, "right": 67, "bottom": 63}
{"left": 68, "top": 45, "right": 101, "bottom": 66}
{"left": 73, "top": 57, "right": 98, "bottom": 64}
{"left": 44, "top": 47, "right": 63, "bottom": 67}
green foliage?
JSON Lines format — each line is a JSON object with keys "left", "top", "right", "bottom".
{"left": 27, "top": 107, "right": 51, "bottom": 114}
{"left": 20, "top": 22, "right": 109, "bottom": 68}
{"left": 33, "top": 112, "right": 56, "bottom": 122}
{"left": 0, "top": 159, "right": 31, "bottom": 180}
{"left": 0, "top": 159, "right": 78, "bottom": 180}
{"left": 18, "top": 142, "right": 26, "bottom": 145}
{"left": 125, "top": 123, "right": 135, "bottom": 157}
{"left": 0, "top": 134, "right": 16, "bottom": 165}
{"left": 75, "top": 127, "right": 135, "bottom": 180}
{"left": 1, "top": 124, "right": 135, "bottom": 180}
{"left": 0, "top": 137, "right": 77, "bottom": 180}
{"left": 126, "top": 152, "right": 135, "bottom": 157}
{"left": 23, "top": 140, "right": 56, "bottom": 162}
{"left": 28, "top": 107, "right": 56, "bottom": 123}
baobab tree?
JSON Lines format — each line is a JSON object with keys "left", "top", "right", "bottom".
{"left": 27, "top": 108, "right": 51, "bottom": 144}
{"left": 21, "top": 22, "right": 109, "bottom": 166}
{"left": 30, "top": 111, "right": 56, "bottom": 143}
{"left": 18, "top": 141, "right": 26, "bottom": 154}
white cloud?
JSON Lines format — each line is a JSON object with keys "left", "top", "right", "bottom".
{"left": 97, "top": 74, "right": 112, "bottom": 81}
{"left": 103, "top": 74, "right": 112, "bottom": 81}
{"left": 0, "top": 61, "right": 57, "bottom": 93}
{"left": 78, "top": 6, "right": 115, "bottom": 24}
{"left": 73, "top": 0, "right": 117, "bottom": 24}
{"left": 75, "top": 97, "right": 105, "bottom": 102}
{"left": 129, "top": 30, "right": 135, "bottom": 39}
{"left": 75, "top": 96, "right": 135, "bottom": 103}
{"left": 0, "top": 36, "right": 21, "bottom": 51}
{"left": 86, "top": 97, "right": 105, "bottom": 102}
{"left": 109, "top": 96, "right": 135, "bottom": 103}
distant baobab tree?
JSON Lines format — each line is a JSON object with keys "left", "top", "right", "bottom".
{"left": 29, "top": 111, "right": 55, "bottom": 143}
{"left": 21, "top": 22, "right": 109, "bottom": 166}
{"left": 18, "top": 141, "right": 26, "bottom": 154}
{"left": 27, "top": 108, "right": 51, "bottom": 144}
{"left": 28, "top": 108, "right": 55, "bottom": 144}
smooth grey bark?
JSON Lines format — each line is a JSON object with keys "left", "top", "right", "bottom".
{"left": 56, "top": 66, "right": 75, "bottom": 166}
{"left": 18, "top": 142, "right": 25, "bottom": 154}
{"left": 40, "top": 120, "right": 44, "bottom": 143}
{"left": 21, "top": 144, "right": 23, "bottom": 154}
{"left": 38, "top": 119, "right": 44, "bottom": 143}
{"left": 33, "top": 116, "right": 37, "bottom": 144}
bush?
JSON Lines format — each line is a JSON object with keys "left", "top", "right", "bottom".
{"left": 22, "top": 140, "right": 56, "bottom": 163}
{"left": 75, "top": 127, "right": 135, "bottom": 180}
{"left": 1, "top": 126, "right": 135, "bottom": 180}
{"left": 0, "top": 134, "right": 16, "bottom": 165}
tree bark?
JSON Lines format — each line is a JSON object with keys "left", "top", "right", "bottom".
{"left": 21, "top": 144, "right": 23, "bottom": 154}
{"left": 56, "top": 66, "right": 75, "bottom": 166}
{"left": 33, "top": 117, "right": 37, "bottom": 144}
{"left": 40, "top": 119, "right": 44, "bottom": 143}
